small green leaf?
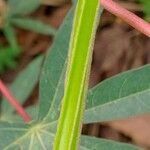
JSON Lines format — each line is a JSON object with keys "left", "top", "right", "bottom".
{"left": 1, "top": 56, "right": 43, "bottom": 120}
{"left": 11, "top": 18, "right": 56, "bottom": 35}
{"left": 84, "top": 65, "right": 150, "bottom": 123}
{"left": 8, "top": 0, "right": 40, "bottom": 16}
{"left": 80, "top": 136, "right": 139, "bottom": 150}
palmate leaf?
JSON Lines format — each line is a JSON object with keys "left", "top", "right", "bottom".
{"left": 0, "top": 121, "right": 139, "bottom": 150}
{"left": 0, "top": 3, "right": 146, "bottom": 149}
{"left": 36, "top": 0, "right": 148, "bottom": 148}
{"left": 10, "top": 18, "right": 56, "bottom": 36}
{"left": 8, "top": 0, "right": 40, "bottom": 16}
{"left": 0, "top": 56, "right": 43, "bottom": 122}
{"left": 84, "top": 64, "right": 150, "bottom": 123}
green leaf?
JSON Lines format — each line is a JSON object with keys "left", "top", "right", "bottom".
{"left": 8, "top": 0, "right": 40, "bottom": 16}
{"left": 10, "top": 18, "right": 56, "bottom": 35}
{"left": 1, "top": 56, "right": 43, "bottom": 121}
{"left": 80, "top": 136, "right": 139, "bottom": 150}
{"left": 0, "top": 0, "right": 149, "bottom": 148}
{"left": 38, "top": 7, "right": 75, "bottom": 121}
{"left": 84, "top": 65, "right": 150, "bottom": 123}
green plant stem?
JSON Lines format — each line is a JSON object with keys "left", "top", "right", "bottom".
{"left": 53, "top": 0, "right": 100, "bottom": 150}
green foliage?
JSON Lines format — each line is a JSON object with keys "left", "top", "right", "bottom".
{"left": 138, "top": 0, "right": 150, "bottom": 21}
{"left": 0, "top": 1, "right": 149, "bottom": 150}
{"left": 0, "top": 121, "right": 139, "bottom": 149}
{"left": 0, "top": 0, "right": 56, "bottom": 73}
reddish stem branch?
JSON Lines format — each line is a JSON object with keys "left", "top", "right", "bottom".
{"left": 101, "top": 0, "right": 150, "bottom": 37}
{"left": 0, "top": 79, "right": 32, "bottom": 123}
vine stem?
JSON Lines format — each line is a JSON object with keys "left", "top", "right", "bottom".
{"left": 101, "top": 0, "right": 150, "bottom": 37}
{"left": 0, "top": 79, "right": 32, "bottom": 122}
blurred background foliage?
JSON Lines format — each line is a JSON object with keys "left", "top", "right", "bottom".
{"left": 0, "top": 0, "right": 55, "bottom": 73}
